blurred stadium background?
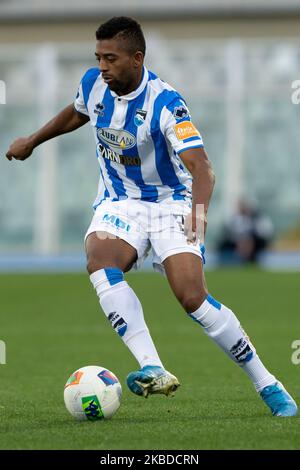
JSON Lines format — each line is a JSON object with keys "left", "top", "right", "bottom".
{"left": 0, "top": 0, "right": 300, "bottom": 271}
{"left": 1, "top": 0, "right": 300, "bottom": 452}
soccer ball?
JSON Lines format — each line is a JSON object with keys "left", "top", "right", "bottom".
{"left": 64, "top": 365, "right": 122, "bottom": 421}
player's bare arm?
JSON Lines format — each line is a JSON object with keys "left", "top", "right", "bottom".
{"left": 5, "top": 104, "right": 89, "bottom": 161}
{"left": 179, "top": 147, "right": 215, "bottom": 243}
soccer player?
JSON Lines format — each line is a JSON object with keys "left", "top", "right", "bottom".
{"left": 6, "top": 17, "right": 297, "bottom": 416}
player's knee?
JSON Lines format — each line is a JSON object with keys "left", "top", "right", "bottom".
{"left": 87, "top": 256, "right": 133, "bottom": 275}
{"left": 86, "top": 260, "right": 97, "bottom": 275}
{"left": 180, "top": 290, "right": 208, "bottom": 314}
{"left": 86, "top": 258, "right": 106, "bottom": 275}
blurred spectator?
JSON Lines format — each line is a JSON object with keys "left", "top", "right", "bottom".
{"left": 217, "top": 200, "right": 274, "bottom": 265}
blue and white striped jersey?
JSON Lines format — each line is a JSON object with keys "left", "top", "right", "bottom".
{"left": 74, "top": 66, "right": 204, "bottom": 207}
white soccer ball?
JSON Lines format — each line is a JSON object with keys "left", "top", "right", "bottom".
{"left": 64, "top": 365, "right": 122, "bottom": 421}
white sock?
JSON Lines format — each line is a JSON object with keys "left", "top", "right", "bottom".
{"left": 189, "top": 295, "right": 276, "bottom": 392}
{"left": 90, "top": 268, "right": 163, "bottom": 369}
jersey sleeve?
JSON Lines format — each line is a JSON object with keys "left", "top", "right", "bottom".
{"left": 161, "top": 97, "right": 204, "bottom": 154}
{"left": 74, "top": 82, "right": 89, "bottom": 116}
{"left": 74, "top": 68, "right": 100, "bottom": 117}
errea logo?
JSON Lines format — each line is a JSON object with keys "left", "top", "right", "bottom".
{"left": 97, "top": 128, "right": 136, "bottom": 150}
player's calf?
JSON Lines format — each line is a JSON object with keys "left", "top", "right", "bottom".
{"left": 188, "top": 293, "right": 298, "bottom": 416}
{"left": 90, "top": 266, "right": 166, "bottom": 381}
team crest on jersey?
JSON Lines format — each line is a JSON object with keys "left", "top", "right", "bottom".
{"left": 173, "top": 105, "right": 189, "bottom": 120}
{"left": 134, "top": 109, "right": 147, "bottom": 127}
{"left": 97, "top": 127, "right": 136, "bottom": 150}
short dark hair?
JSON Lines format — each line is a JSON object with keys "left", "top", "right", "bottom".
{"left": 96, "top": 16, "right": 146, "bottom": 56}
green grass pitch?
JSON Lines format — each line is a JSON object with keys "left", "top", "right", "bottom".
{"left": 1, "top": 269, "right": 299, "bottom": 449}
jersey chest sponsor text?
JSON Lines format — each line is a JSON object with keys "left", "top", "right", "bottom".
{"left": 97, "top": 127, "right": 136, "bottom": 150}
{"left": 97, "top": 143, "right": 141, "bottom": 167}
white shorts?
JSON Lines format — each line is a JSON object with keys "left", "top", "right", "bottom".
{"left": 84, "top": 198, "right": 204, "bottom": 274}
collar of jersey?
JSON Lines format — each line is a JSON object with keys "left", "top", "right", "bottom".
{"left": 108, "top": 66, "right": 149, "bottom": 101}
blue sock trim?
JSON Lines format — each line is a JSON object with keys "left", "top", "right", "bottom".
{"left": 207, "top": 294, "right": 221, "bottom": 310}
{"left": 104, "top": 267, "right": 124, "bottom": 286}
{"left": 200, "top": 244, "right": 206, "bottom": 264}
{"left": 243, "top": 351, "right": 254, "bottom": 363}
{"left": 188, "top": 313, "right": 205, "bottom": 327}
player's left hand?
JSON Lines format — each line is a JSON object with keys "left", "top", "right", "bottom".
{"left": 184, "top": 210, "right": 207, "bottom": 245}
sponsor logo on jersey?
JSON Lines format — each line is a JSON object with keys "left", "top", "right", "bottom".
{"left": 102, "top": 213, "right": 131, "bottom": 232}
{"left": 173, "top": 105, "right": 189, "bottom": 120}
{"left": 81, "top": 395, "right": 104, "bottom": 421}
{"left": 97, "top": 370, "right": 119, "bottom": 386}
{"left": 97, "top": 143, "right": 141, "bottom": 166}
{"left": 94, "top": 102, "right": 105, "bottom": 117}
{"left": 108, "top": 311, "right": 128, "bottom": 337}
{"left": 97, "top": 127, "right": 136, "bottom": 150}
{"left": 174, "top": 121, "right": 199, "bottom": 140}
{"left": 65, "top": 370, "right": 83, "bottom": 388}
{"left": 134, "top": 109, "right": 147, "bottom": 126}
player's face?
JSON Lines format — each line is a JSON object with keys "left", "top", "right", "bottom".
{"left": 95, "top": 39, "right": 143, "bottom": 96}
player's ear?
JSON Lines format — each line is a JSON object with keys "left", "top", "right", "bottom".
{"left": 133, "top": 51, "right": 144, "bottom": 68}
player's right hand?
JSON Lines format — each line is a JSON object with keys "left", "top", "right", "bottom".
{"left": 5, "top": 136, "right": 34, "bottom": 161}
{"left": 184, "top": 210, "right": 207, "bottom": 246}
